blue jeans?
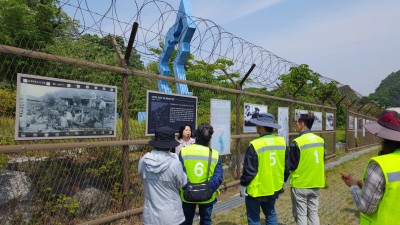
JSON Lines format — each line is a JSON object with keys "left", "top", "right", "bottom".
{"left": 181, "top": 202, "right": 214, "bottom": 225}
{"left": 245, "top": 196, "right": 278, "bottom": 225}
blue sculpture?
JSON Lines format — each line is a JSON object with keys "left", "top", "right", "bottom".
{"left": 158, "top": 0, "right": 195, "bottom": 96}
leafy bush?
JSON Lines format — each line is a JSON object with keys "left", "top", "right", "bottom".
{"left": 336, "top": 130, "right": 345, "bottom": 142}
{"left": 0, "top": 89, "right": 16, "bottom": 116}
{"left": 0, "top": 153, "right": 10, "bottom": 170}
{"left": 0, "top": 117, "right": 15, "bottom": 145}
{"left": 31, "top": 187, "right": 80, "bottom": 224}
{"left": 355, "top": 137, "right": 360, "bottom": 147}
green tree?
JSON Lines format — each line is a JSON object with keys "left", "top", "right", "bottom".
{"left": 44, "top": 33, "right": 146, "bottom": 117}
{"left": 274, "top": 64, "right": 345, "bottom": 129}
{"left": 274, "top": 64, "right": 321, "bottom": 102}
{"left": 370, "top": 70, "right": 400, "bottom": 107}
{"left": 336, "top": 104, "right": 346, "bottom": 129}
{"left": 0, "top": 0, "right": 73, "bottom": 88}
{"left": 273, "top": 64, "right": 342, "bottom": 105}
{"left": 0, "top": 0, "right": 70, "bottom": 48}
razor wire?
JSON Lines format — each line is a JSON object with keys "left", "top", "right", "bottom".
{"left": 55, "top": 0, "right": 371, "bottom": 102}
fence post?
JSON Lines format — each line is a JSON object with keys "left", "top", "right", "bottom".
{"left": 234, "top": 64, "right": 255, "bottom": 179}
{"left": 345, "top": 107, "right": 349, "bottom": 152}
{"left": 110, "top": 37, "right": 130, "bottom": 210}
{"left": 289, "top": 103, "right": 293, "bottom": 140}
{"left": 235, "top": 84, "right": 241, "bottom": 179}
{"left": 121, "top": 63, "right": 130, "bottom": 210}
{"left": 110, "top": 22, "right": 139, "bottom": 210}
{"left": 333, "top": 109, "right": 337, "bottom": 155}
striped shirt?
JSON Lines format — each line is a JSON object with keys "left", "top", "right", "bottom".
{"left": 349, "top": 161, "right": 385, "bottom": 214}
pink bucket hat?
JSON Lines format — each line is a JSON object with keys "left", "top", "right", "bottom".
{"left": 364, "top": 108, "right": 400, "bottom": 141}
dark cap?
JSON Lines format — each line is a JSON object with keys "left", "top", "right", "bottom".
{"left": 249, "top": 113, "right": 281, "bottom": 129}
{"left": 148, "top": 126, "right": 180, "bottom": 149}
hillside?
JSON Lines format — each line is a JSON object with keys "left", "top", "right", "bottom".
{"left": 369, "top": 69, "right": 400, "bottom": 107}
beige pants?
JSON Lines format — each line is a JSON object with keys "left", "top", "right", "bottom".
{"left": 291, "top": 188, "right": 320, "bottom": 225}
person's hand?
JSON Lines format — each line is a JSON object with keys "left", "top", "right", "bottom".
{"left": 340, "top": 172, "right": 359, "bottom": 187}
{"left": 240, "top": 186, "right": 248, "bottom": 197}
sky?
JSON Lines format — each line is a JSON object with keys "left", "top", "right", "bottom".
{"left": 187, "top": 0, "right": 400, "bottom": 96}
{"left": 63, "top": 0, "right": 400, "bottom": 96}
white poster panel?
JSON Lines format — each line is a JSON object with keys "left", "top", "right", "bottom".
{"left": 295, "top": 109, "right": 308, "bottom": 121}
{"left": 363, "top": 119, "right": 366, "bottom": 137}
{"left": 244, "top": 103, "right": 268, "bottom": 133}
{"left": 15, "top": 73, "right": 117, "bottom": 140}
{"left": 278, "top": 107, "right": 289, "bottom": 146}
{"left": 211, "top": 99, "right": 231, "bottom": 155}
{"left": 349, "top": 116, "right": 354, "bottom": 130}
{"left": 354, "top": 117, "right": 358, "bottom": 138}
{"left": 326, "top": 112, "right": 334, "bottom": 131}
{"left": 311, "top": 111, "right": 323, "bottom": 131}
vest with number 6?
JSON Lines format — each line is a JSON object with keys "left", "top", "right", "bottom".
{"left": 360, "top": 150, "right": 400, "bottom": 225}
{"left": 246, "top": 135, "right": 286, "bottom": 197}
{"left": 290, "top": 133, "right": 325, "bottom": 188}
{"left": 180, "top": 144, "right": 219, "bottom": 203}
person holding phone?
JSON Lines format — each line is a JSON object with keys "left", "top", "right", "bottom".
{"left": 341, "top": 108, "right": 400, "bottom": 225}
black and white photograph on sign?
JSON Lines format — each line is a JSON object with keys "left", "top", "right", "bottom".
{"left": 15, "top": 73, "right": 117, "bottom": 140}
{"left": 295, "top": 109, "right": 308, "bottom": 121}
{"left": 326, "top": 112, "right": 334, "bottom": 130}
{"left": 146, "top": 90, "right": 197, "bottom": 135}
{"left": 311, "top": 111, "right": 322, "bottom": 131}
{"left": 349, "top": 116, "right": 354, "bottom": 130}
{"left": 358, "top": 118, "right": 363, "bottom": 130}
{"left": 244, "top": 103, "right": 268, "bottom": 133}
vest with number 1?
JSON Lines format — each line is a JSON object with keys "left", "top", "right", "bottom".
{"left": 180, "top": 144, "right": 219, "bottom": 204}
{"left": 246, "top": 135, "right": 286, "bottom": 197}
{"left": 360, "top": 150, "right": 400, "bottom": 225}
{"left": 290, "top": 133, "right": 325, "bottom": 188}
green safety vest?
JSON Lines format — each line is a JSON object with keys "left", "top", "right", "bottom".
{"left": 246, "top": 135, "right": 286, "bottom": 197}
{"left": 360, "top": 150, "right": 400, "bottom": 225}
{"left": 290, "top": 133, "right": 325, "bottom": 188}
{"left": 180, "top": 144, "right": 219, "bottom": 204}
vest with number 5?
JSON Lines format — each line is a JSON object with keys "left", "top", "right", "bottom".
{"left": 290, "top": 133, "right": 325, "bottom": 188}
{"left": 180, "top": 144, "right": 219, "bottom": 203}
{"left": 247, "top": 135, "right": 286, "bottom": 197}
